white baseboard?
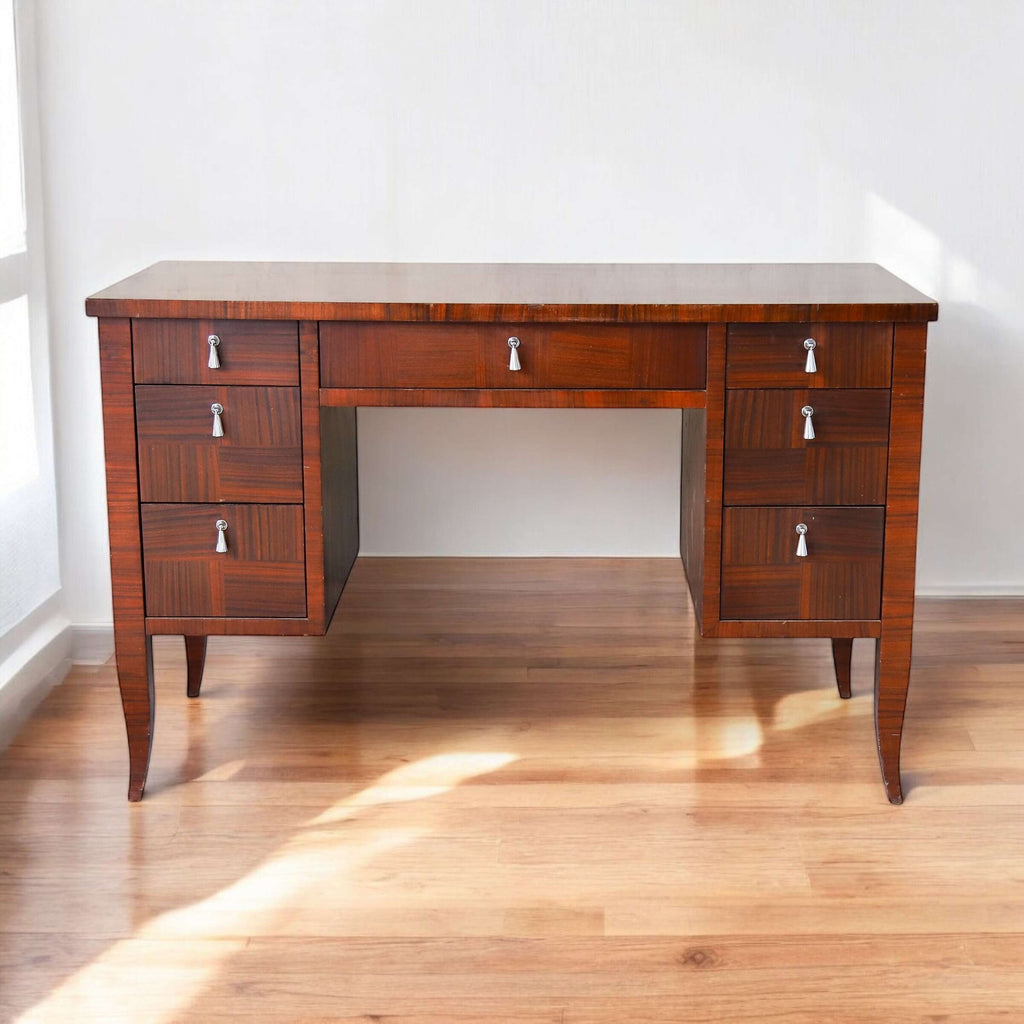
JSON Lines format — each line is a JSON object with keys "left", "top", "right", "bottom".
{"left": 71, "top": 624, "right": 114, "bottom": 664}
{"left": 916, "top": 585, "right": 1024, "bottom": 597}
{"left": 0, "top": 599, "right": 73, "bottom": 750}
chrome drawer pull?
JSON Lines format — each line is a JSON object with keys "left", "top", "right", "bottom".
{"left": 507, "top": 336, "right": 521, "bottom": 371}
{"left": 803, "top": 338, "right": 816, "bottom": 373}
{"left": 215, "top": 519, "right": 228, "bottom": 553}
{"left": 795, "top": 522, "right": 808, "bottom": 557}
{"left": 801, "top": 405, "right": 815, "bottom": 440}
{"left": 208, "top": 334, "right": 221, "bottom": 369}
{"left": 211, "top": 402, "right": 224, "bottom": 437}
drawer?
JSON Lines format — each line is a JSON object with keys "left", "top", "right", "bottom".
{"left": 723, "top": 389, "right": 889, "bottom": 505}
{"left": 133, "top": 319, "right": 300, "bottom": 384}
{"left": 136, "top": 386, "right": 303, "bottom": 502}
{"left": 726, "top": 323, "right": 892, "bottom": 388}
{"left": 141, "top": 504, "right": 306, "bottom": 617}
{"left": 320, "top": 322, "right": 707, "bottom": 390}
{"left": 720, "top": 506, "right": 884, "bottom": 620}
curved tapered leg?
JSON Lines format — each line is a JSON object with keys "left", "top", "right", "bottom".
{"left": 874, "top": 633, "right": 913, "bottom": 805}
{"left": 185, "top": 636, "right": 208, "bottom": 698}
{"left": 831, "top": 638, "right": 853, "bottom": 699}
{"left": 116, "top": 632, "right": 155, "bottom": 802}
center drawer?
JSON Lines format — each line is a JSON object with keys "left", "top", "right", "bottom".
{"left": 141, "top": 504, "right": 306, "bottom": 618}
{"left": 136, "top": 386, "right": 303, "bottom": 502}
{"left": 320, "top": 322, "right": 707, "bottom": 390}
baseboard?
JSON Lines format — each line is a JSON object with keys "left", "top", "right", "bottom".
{"left": 71, "top": 624, "right": 115, "bottom": 664}
{"left": 0, "top": 601, "right": 73, "bottom": 750}
{"left": 916, "top": 585, "right": 1024, "bottom": 598}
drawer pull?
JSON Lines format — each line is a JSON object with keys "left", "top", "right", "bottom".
{"left": 210, "top": 402, "right": 224, "bottom": 437}
{"left": 207, "top": 334, "right": 221, "bottom": 369}
{"left": 801, "top": 405, "right": 815, "bottom": 440}
{"left": 795, "top": 522, "right": 808, "bottom": 557}
{"left": 803, "top": 338, "right": 817, "bottom": 373}
{"left": 215, "top": 519, "right": 228, "bottom": 553}
{"left": 507, "top": 336, "right": 521, "bottom": 371}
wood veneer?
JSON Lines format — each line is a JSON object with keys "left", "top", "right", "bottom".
{"left": 86, "top": 261, "right": 939, "bottom": 322}
{"left": 723, "top": 388, "right": 890, "bottom": 505}
{"left": 135, "top": 385, "right": 303, "bottom": 502}
{"left": 320, "top": 322, "right": 707, "bottom": 390}
{"left": 140, "top": 504, "right": 307, "bottom": 618}
{"left": 133, "top": 318, "right": 299, "bottom": 385}
{"left": 720, "top": 506, "right": 885, "bottom": 621}
{"left": 726, "top": 323, "right": 893, "bottom": 388}
{"left": 97, "top": 317, "right": 154, "bottom": 801}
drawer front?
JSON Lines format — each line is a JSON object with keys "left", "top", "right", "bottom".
{"left": 141, "top": 504, "right": 306, "bottom": 617}
{"left": 721, "top": 506, "right": 884, "bottom": 620}
{"left": 726, "top": 323, "right": 892, "bottom": 388}
{"left": 133, "top": 319, "right": 300, "bottom": 384}
{"left": 320, "top": 322, "right": 707, "bottom": 390}
{"left": 136, "top": 386, "right": 303, "bottom": 502}
{"left": 723, "top": 389, "right": 890, "bottom": 505}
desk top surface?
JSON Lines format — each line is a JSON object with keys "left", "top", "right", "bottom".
{"left": 86, "top": 261, "right": 938, "bottom": 323}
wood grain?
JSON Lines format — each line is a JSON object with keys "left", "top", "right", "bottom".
{"left": 140, "top": 504, "right": 307, "bottom": 618}
{"left": 720, "top": 507, "right": 884, "bottom": 621}
{"left": 875, "top": 322, "right": 928, "bottom": 804}
{"left": 135, "top": 385, "right": 303, "bottom": 502}
{"left": 96, "top": 317, "right": 154, "bottom": 802}
{"left": 726, "top": 323, "right": 893, "bottom": 388}
{"left": 320, "top": 322, "right": 708, "bottom": 390}
{"left": 320, "top": 388, "right": 706, "bottom": 408}
{"left": 723, "top": 388, "right": 890, "bottom": 505}
{"left": 1, "top": 561, "right": 1020, "bottom": 1024}
{"left": 85, "top": 261, "right": 939, "bottom": 322}
{"left": 132, "top": 319, "right": 299, "bottom": 385}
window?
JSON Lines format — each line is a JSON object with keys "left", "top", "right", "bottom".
{"left": 1, "top": 0, "right": 36, "bottom": 493}
{"left": 0, "top": 0, "right": 60, "bottom": 638}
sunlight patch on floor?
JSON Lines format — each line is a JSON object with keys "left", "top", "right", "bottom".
{"left": 14, "top": 751, "right": 517, "bottom": 1024}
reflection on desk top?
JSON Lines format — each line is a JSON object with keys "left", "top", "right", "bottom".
{"left": 85, "top": 261, "right": 938, "bottom": 324}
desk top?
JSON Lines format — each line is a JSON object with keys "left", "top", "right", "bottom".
{"left": 85, "top": 261, "right": 938, "bottom": 323}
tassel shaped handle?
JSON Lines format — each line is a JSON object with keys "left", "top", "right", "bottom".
{"left": 795, "top": 522, "right": 808, "bottom": 557}
{"left": 801, "top": 405, "right": 815, "bottom": 440}
{"left": 507, "top": 336, "right": 521, "bottom": 371}
{"left": 215, "top": 519, "right": 228, "bottom": 553}
{"left": 803, "top": 338, "right": 817, "bottom": 373}
{"left": 211, "top": 402, "right": 224, "bottom": 437}
{"left": 208, "top": 334, "right": 221, "bottom": 369}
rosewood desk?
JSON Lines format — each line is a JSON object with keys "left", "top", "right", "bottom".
{"left": 85, "top": 262, "right": 938, "bottom": 803}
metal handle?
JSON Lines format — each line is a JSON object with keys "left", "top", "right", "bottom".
{"left": 215, "top": 519, "right": 228, "bottom": 553}
{"left": 507, "top": 336, "right": 521, "bottom": 372}
{"left": 795, "top": 522, "right": 808, "bottom": 557}
{"left": 208, "top": 334, "right": 221, "bottom": 369}
{"left": 801, "top": 405, "right": 815, "bottom": 440}
{"left": 211, "top": 402, "right": 224, "bottom": 437}
{"left": 803, "top": 338, "right": 817, "bottom": 373}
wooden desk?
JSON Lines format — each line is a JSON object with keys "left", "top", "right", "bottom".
{"left": 86, "top": 262, "right": 938, "bottom": 803}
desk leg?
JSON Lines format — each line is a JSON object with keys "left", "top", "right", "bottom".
{"left": 98, "top": 317, "right": 155, "bottom": 801}
{"left": 185, "top": 636, "right": 208, "bottom": 698}
{"left": 875, "top": 633, "right": 912, "bottom": 804}
{"left": 874, "top": 321, "right": 927, "bottom": 805}
{"left": 115, "top": 630, "right": 155, "bottom": 802}
{"left": 831, "top": 638, "right": 853, "bottom": 699}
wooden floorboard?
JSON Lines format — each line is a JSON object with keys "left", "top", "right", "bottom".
{"left": 1, "top": 558, "right": 1023, "bottom": 1022}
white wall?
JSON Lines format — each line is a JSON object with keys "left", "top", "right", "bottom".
{"left": 32, "top": 0, "right": 1024, "bottom": 628}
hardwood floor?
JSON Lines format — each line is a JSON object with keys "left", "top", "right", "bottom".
{"left": 1, "top": 558, "right": 1023, "bottom": 1023}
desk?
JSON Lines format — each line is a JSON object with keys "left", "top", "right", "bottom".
{"left": 86, "top": 262, "right": 938, "bottom": 802}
